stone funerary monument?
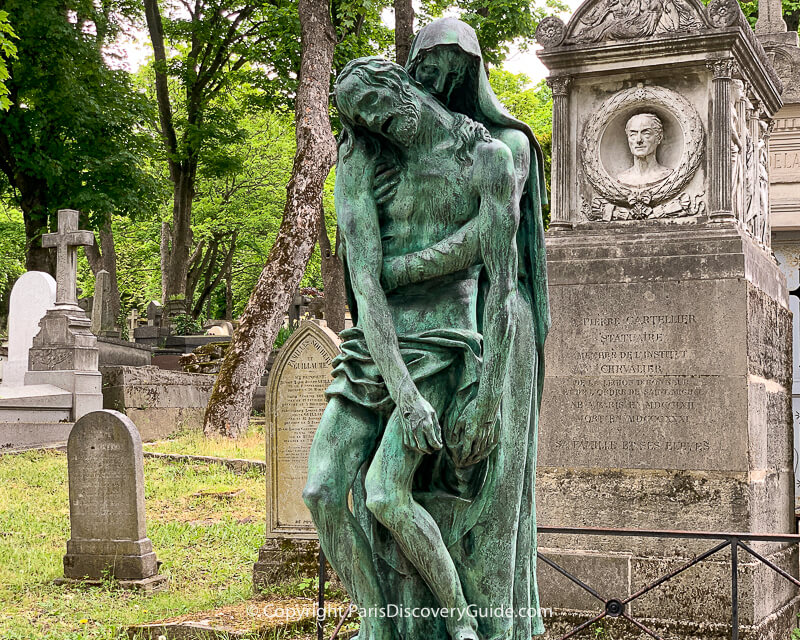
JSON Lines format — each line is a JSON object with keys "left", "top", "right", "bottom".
{"left": 253, "top": 321, "right": 340, "bottom": 587}
{"left": 536, "top": 0, "right": 796, "bottom": 637}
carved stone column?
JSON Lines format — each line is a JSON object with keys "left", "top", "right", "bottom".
{"left": 709, "top": 58, "right": 735, "bottom": 221}
{"left": 547, "top": 75, "right": 572, "bottom": 229}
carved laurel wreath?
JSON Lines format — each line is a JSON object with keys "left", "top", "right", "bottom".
{"left": 580, "top": 85, "right": 705, "bottom": 207}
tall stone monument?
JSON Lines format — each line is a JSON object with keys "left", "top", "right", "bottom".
{"left": 57, "top": 410, "right": 166, "bottom": 591}
{"left": 253, "top": 320, "right": 340, "bottom": 587}
{"left": 25, "top": 209, "right": 103, "bottom": 419}
{"left": 536, "top": 0, "right": 796, "bottom": 637}
{"left": 758, "top": 0, "right": 800, "bottom": 497}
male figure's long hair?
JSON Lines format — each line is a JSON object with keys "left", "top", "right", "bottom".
{"left": 335, "top": 57, "right": 422, "bottom": 161}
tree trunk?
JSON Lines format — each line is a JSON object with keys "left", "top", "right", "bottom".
{"left": 394, "top": 0, "right": 414, "bottom": 66}
{"left": 23, "top": 207, "right": 54, "bottom": 274}
{"left": 224, "top": 261, "right": 233, "bottom": 321}
{"left": 83, "top": 221, "right": 122, "bottom": 323}
{"left": 163, "top": 164, "right": 195, "bottom": 313}
{"left": 160, "top": 221, "right": 171, "bottom": 304}
{"left": 318, "top": 202, "right": 346, "bottom": 333}
{"left": 203, "top": 0, "right": 337, "bottom": 438}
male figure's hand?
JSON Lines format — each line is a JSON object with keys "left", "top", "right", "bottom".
{"left": 452, "top": 400, "right": 501, "bottom": 467}
{"left": 373, "top": 161, "right": 401, "bottom": 205}
{"left": 398, "top": 393, "right": 443, "bottom": 454}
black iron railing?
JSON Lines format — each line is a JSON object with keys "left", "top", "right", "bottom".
{"left": 317, "top": 526, "right": 800, "bottom": 640}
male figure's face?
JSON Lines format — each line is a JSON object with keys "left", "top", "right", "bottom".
{"left": 625, "top": 114, "right": 663, "bottom": 159}
{"left": 337, "top": 74, "right": 421, "bottom": 146}
{"left": 412, "top": 47, "right": 468, "bottom": 103}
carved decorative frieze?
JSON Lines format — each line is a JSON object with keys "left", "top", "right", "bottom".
{"left": 580, "top": 84, "right": 705, "bottom": 220}
{"left": 567, "top": 0, "right": 703, "bottom": 44}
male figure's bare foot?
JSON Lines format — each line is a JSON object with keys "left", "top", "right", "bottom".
{"left": 447, "top": 617, "right": 479, "bottom": 640}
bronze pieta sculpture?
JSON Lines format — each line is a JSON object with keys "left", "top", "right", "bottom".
{"left": 304, "top": 18, "right": 549, "bottom": 640}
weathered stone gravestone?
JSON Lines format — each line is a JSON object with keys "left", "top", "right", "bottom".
{"left": 536, "top": 0, "right": 796, "bottom": 637}
{"left": 253, "top": 320, "right": 340, "bottom": 587}
{"left": 56, "top": 410, "right": 166, "bottom": 591}
{"left": 1, "top": 271, "right": 56, "bottom": 388}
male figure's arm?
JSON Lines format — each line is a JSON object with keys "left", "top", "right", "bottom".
{"left": 457, "top": 141, "right": 520, "bottom": 466}
{"left": 381, "top": 130, "right": 529, "bottom": 292}
{"left": 336, "top": 143, "right": 442, "bottom": 454}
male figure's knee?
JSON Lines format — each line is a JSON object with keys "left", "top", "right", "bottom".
{"left": 303, "top": 479, "right": 340, "bottom": 516}
{"left": 364, "top": 474, "right": 396, "bottom": 524}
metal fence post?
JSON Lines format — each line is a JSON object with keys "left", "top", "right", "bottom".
{"left": 318, "top": 549, "right": 327, "bottom": 640}
{"left": 731, "top": 539, "right": 738, "bottom": 640}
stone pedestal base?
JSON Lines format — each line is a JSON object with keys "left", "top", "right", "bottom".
{"left": 253, "top": 538, "right": 320, "bottom": 590}
{"left": 54, "top": 573, "right": 168, "bottom": 593}
{"left": 64, "top": 537, "right": 159, "bottom": 581}
{"left": 538, "top": 222, "right": 797, "bottom": 635}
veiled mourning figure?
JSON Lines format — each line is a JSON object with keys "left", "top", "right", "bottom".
{"left": 304, "top": 18, "right": 549, "bottom": 640}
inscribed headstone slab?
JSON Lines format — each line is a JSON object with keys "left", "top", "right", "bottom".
{"left": 266, "top": 321, "right": 340, "bottom": 538}
{"left": 2, "top": 271, "right": 56, "bottom": 387}
{"left": 64, "top": 409, "right": 158, "bottom": 580}
{"left": 90, "top": 270, "right": 107, "bottom": 335}
{"left": 147, "top": 301, "right": 162, "bottom": 327}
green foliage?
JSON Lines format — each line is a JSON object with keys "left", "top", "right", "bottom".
{"left": 488, "top": 69, "right": 553, "bottom": 202}
{"left": 273, "top": 324, "right": 295, "bottom": 349}
{"left": 173, "top": 314, "right": 203, "bottom": 336}
{"left": 0, "top": 449, "right": 265, "bottom": 639}
{"left": 737, "top": 0, "right": 800, "bottom": 31}
{"left": 0, "top": 1, "right": 163, "bottom": 234}
{"left": 418, "top": 0, "right": 569, "bottom": 64}
{"left": 0, "top": 10, "right": 18, "bottom": 111}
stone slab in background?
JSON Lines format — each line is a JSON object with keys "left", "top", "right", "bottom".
{"left": 97, "top": 336, "right": 152, "bottom": 367}
{"left": 101, "top": 366, "right": 214, "bottom": 441}
{"left": 1, "top": 271, "right": 56, "bottom": 388}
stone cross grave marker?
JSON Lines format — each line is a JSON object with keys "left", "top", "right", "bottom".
{"left": 42, "top": 209, "right": 94, "bottom": 309}
{"left": 127, "top": 308, "right": 139, "bottom": 341}
{"left": 266, "top": 320, "right": 340, "bottom": 538}
{"left": 1, "top": 272, "right": 56, "bottom": 388}
{"left": 57, "top": 410, "right": 167, "bottom": 591}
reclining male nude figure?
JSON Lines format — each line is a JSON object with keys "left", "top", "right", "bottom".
{"left": 304, "top": 57, "right": 523, "bottom": 640}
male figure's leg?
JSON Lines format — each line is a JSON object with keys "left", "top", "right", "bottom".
{"left": 364, "top": 378, "right": 478, "bottom": 640}
{"left": 303, "top": 396, "right": 391, "bottom": 640}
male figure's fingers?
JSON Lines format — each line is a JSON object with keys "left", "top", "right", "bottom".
{"left": 426, "top": 422, "right": 443, "bottom": 450}
{"left": 376, "top": 186, "right": 398, "bottom": 205}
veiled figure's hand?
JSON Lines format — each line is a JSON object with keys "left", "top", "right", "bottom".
{"left": 373, "top": 161, "right": 401, "bottom": 205}
{"left": 398, "top": 393, "right": 443, "bottom": 454}
{"left": 452, "top": 400, "right": 501, "bottom": 467}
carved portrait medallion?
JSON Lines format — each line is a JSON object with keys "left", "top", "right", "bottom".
{"left": 580, "top": 84, "right": 705, "bottom": 220}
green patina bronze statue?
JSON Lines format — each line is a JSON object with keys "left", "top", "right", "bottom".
{"left": 304, "top": 18, "right": 549, "bottom": 640}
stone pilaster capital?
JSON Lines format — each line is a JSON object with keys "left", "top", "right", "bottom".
{"left": 547, "top": 75, "right": 572, "bottom": 96}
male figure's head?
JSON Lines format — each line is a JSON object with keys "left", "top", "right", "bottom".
{"left": 625, "top": 113, "right": 664, "bottom": 160}
{"left": 336, "top": 57, "right": 424, "bottom": 148}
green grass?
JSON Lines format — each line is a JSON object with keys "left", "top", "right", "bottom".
{"left": 144, "top": 421, "right": 266, "bottom": 462}
{"left": 0, "top": 449, "right": 267, "bottom": 639}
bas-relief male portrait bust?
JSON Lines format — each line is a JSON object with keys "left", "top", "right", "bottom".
{"left": 617, "top": 112, "right": 673, "bottom": 186}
